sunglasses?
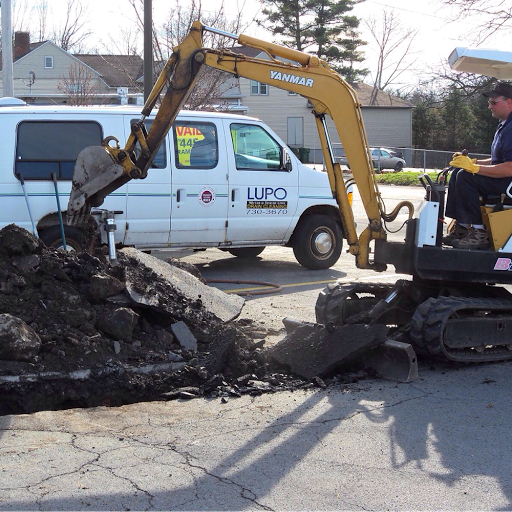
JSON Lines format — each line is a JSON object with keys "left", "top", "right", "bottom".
{"left": 488, "top": 98, "right": 508, "bottom": 106}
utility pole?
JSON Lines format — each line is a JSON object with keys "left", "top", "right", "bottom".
{"left": 1, "top": 0, "right": 14, "bottom": 97}
{"left": 143, "top": 0, "right": 153, "bottom": 103}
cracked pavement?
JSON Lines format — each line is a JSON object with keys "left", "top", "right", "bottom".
{"left": 2, "top": 360, "right": 512, "bottom": 510}
{"left": 3, "top": 185, "right": 512, "bottom": 510}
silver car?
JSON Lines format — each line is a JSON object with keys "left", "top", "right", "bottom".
{"left": 339, "top": 147, "right": 406, "bottom": 173}
{"left": 370, "top": 148, "right": 406, "bottom": 172}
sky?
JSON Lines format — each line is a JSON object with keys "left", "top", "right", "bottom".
{"left": 10, "top": 0, "right": 512, "bottom": 89}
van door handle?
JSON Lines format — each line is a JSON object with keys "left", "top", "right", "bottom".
{"left": 231, "top": 189, "right": 236, "bottom": 202}
{"left": 177, "top": 189, "right": 184, "bottom": 202}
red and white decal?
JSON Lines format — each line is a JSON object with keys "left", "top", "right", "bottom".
{"left": 198, "top": 187, "right": 216, "bottom": 207}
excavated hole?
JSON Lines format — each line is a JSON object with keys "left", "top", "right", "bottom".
{"left": 0, "top": 225, "right": 372, "bottom": 415}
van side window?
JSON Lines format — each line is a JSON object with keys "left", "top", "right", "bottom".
{"left": 130, "top": 119, "right": 167, "bottom": 168}
{"left": 230, "top": 123, "right": 282, "bottom": 171}
{"left": 16, "top": 121, "right": 102, "bottom": 180}
{"left": 172, "top": 122, "right": 218, "bottom": 169}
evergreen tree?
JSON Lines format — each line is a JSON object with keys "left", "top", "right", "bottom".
{"left": 410, "top": 88, "right": 444, "bottom": 149}
{"left": 259, "top": 0, "right": 367, "bottom": 80}
{"left": 411, "top": 80, "right": 499, "bottom": 155}
{"left": 470, "top": 93, "right": 499, "bottom": 154}
{"left": 439, "top": 85, "right": 476, "bottom": 151}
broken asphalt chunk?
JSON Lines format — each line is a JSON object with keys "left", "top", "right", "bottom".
{"left": 171, "top": 321, "right": 198, "bottom": 352}
{"left": 268, "top": 322, "right": 388, "bottom": 380}
{"left": 121, "top": 248, "right": 244, "bottom": 323}
{"left": 89, "top": 274, "right": 125, "bottom": 300}
{"left": 97, "top": 307, "right": 139, "bottom": 342}
{"left": 0, "top": 313, "right": 41, "bottom": 362}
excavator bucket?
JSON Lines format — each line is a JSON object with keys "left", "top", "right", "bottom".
{"left": 67, "top": 145, "right": 129, "bottom": 223}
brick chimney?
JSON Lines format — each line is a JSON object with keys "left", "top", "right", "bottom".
{"left": 14, "top": 32, "right": 30, "bottom": 60}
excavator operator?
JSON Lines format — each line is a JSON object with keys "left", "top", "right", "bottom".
{"left": 443, "top": 81, "right": 512, "bottom": 250}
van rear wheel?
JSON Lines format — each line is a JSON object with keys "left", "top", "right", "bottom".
{"left": 228, "top": 247, "right": 265, "bottom": 258}
{"left": 292, "top": 214, "right": 342, "bottom": 270}
{"left": 40, "top": 225, "right": 85, "bottom": 252}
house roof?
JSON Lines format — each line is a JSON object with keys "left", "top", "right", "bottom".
{"left": 351, "top": 82, "right": 413, "bottom": 107}
{"left": 0, "top": 41, "right": 46, "bottom": 70}
{"left": 73, "top": 54, "right": 143, "bottom": 87}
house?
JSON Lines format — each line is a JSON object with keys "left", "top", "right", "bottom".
{"left": 216, "top": 47, "right": 414, "bottom": 162}
{"left": 0, "top": 33, "right": 413, "bottom": 160}
{"left": 0, "top": 32, "right": 144, "bottom": 105}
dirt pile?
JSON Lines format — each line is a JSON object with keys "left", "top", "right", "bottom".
{"left": 0, "top": 225, "right": 318, "bottom": 414}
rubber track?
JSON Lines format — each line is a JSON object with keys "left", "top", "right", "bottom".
{"left": 315, "top": 282, "right": 395, "bottom": 325}
{"left": 410, "top": 296, "right": 512, "bottom": 362}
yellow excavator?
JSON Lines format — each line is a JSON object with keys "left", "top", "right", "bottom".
{"left": 68, "top": 21, "right": 512, "bottom": 364}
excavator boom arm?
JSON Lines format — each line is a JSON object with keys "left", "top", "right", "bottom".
{"left": 68, "top": 21, "right": 411, "bottom": 269}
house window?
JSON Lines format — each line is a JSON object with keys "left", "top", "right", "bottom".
{"left": 67, "top": 84, "right": 83, "bottom": 94}
{"left": 45, "top": 56, "right": 53, "bottom": 69}
{"left": 251, "top": 81, "right": 268, "bottom": 96}
{"left": 15, "top": 121, "right": 103, "bottom": 180}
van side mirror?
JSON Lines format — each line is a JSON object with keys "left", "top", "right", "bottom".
{"left": 282, "top": 149, "right": 292, "bottom": 172}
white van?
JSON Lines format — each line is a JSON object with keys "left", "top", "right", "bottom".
{"left": 1, "top": 102, "right": 351, "bottom": 269}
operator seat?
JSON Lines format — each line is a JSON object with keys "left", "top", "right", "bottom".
{"left": 480, "top": 180, "right": 512, "bottom": 209}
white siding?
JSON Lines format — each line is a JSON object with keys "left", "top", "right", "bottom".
{"left": 5, "top": 43, "right": 107, "bottom": 98}
{"left": 238, "top": 77, "right": 413, "bottom": 161}
{"left": 362, "top": 108, "right": 413, "bottom": 148}
{"left": 0, "top": 42, "right": 143, "bottom": 104}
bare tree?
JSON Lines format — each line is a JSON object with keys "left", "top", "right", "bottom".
{"left": 439, "top": 0, "right": 512, "bottom": 43}
{"left": 0, "top": 0, "right": 31, "bottom": 52}
{"left": 364, "top": 9, "right": 418, "bottom": 104}
{"left": 34, "top": 0, "right": 49, "bottom": 42}
{"left": 126, "top": 0, "right": 248, "bottom": 110}
{"left": 111, "top": 28, "right": 141, "bottom": 56}
{"left": 52, "top": 0, "right": 92, "bottom": 51}
{"left": 12, "top": 0, "right": 31, "bottom": 32}
{"left": 57, "top": 63, "right": 100, "bottom": 105}
{"left": 126, "top": 0, "right": 248, "bottom": 61}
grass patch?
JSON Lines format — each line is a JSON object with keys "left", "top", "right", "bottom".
{"left": 373, "top": 171, "right": 439, "bottom": 186}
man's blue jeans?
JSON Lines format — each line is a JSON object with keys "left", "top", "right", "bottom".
{"left": 445, "top": 168, "right": 512, "bottom": 224}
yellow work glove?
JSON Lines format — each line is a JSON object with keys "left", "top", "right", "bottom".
{"left": 449, "top": 154, "right": 480, "bottom": 174}
{"left": 452, "top": 152, "right": 477, "bottom": 163}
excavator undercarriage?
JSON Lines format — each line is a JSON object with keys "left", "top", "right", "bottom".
{"left": 316, "top": 279, "right": 512, "bottom": 364}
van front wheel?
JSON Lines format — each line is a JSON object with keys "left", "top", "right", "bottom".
{"left": 40, "top": 225, "right": 85, "bottom": 252}
{"left": 228, "top": 247, "right": 265, "bottom": 258}
{"left": 292, "top": 215, "right": 343, "bottom": 270}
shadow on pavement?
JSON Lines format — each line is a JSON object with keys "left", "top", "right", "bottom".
{"left": 4, "top": 363, "right": 512, "bottom": 510}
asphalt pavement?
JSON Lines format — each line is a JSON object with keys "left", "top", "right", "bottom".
{"left": 2, "top": 185, "right": 511, "bottom": 510}
{"left": 1, "top": 362, "right": 511, "bottom": 510}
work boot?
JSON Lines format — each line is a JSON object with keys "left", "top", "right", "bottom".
{"left": 442, "top": 223, "right": 468, "bottom": 246}
{"left": 452, "top": 227, "right": 490, "bottom": 250}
